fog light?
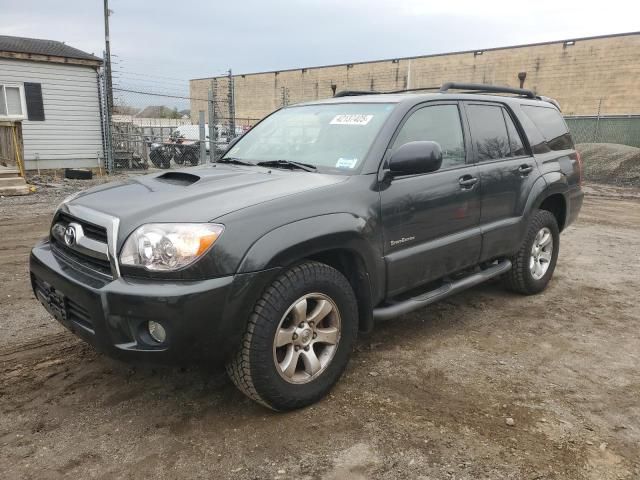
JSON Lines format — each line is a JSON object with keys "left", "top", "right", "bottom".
{"left": 148, "top": 321, "right": 166, "bottom": 343}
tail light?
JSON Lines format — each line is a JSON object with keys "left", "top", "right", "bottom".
{"left": 575, "top": 151, "right": 583, "bottom": 185}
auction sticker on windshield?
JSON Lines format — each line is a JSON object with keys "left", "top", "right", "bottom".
{"left": 336, "top": 157, "right": 358, "bottom": 169}
{"left": 330, "top": 114, "right": 373, "bottom": 126}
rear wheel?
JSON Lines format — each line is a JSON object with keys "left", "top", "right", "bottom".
{"left": 182, "top": 147, "right": 200, "bottom": 166}
{"left": 504, "top": 209, "right": 559, "bottom": 295}
{"left": 150, "top": 149, "right": 171, "bottom": 169}
{"left": 226, "top": 261, "right": 358, "bottom": 411}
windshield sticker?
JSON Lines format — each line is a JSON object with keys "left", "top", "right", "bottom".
{"left": 330, "top": 114, "right": 373, "bottom": 126}
{"left": 336, "top": 157, "right": 358, "bottom": 169}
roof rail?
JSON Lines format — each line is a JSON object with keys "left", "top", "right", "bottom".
{"left": 386, "top": 86, "right": 441, "bottom": 94}
{"left": 439, "top": 82, "right": 536, "bottom": 99}
{"left": 333, "top": 90, "right": 379, "bottom": 97}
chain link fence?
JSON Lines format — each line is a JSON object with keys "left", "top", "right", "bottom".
{"left": 102, "top": 68, "right": 640, "bottom": 175}
{"left": 102, "top": 70, "right": 259, "bottom": 171}
{"left": 565, "top": 115, "right": 640, "bottom": 148}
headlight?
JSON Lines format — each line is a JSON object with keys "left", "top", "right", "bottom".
{"left": 119, "top": 223, "right": 224, "bottom": 271}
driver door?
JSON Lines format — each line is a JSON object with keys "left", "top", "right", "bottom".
{"left": 380, "top": 102, "right": 482, "bottom": 296}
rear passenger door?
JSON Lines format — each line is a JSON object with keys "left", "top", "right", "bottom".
{"left": 380, "top": 102, "right": 482, "bottom": 296}
{"left": 463, "top": 102, "right": 538, "bottom": 260}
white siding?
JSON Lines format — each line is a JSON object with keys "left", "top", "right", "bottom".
{"left": 0, "top": 58, "right": 103, "bottom": 169}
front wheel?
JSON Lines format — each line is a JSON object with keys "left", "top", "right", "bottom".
{"left": 503, "top": 209, "right": 560, "bottom": 295}
{"left": 226, "top": 261, "right": 358, "bottom": 411}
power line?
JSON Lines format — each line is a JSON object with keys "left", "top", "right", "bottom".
{"left": 112, "top": 71, "right": 190, "bottom": 87}
{"left": 113, "top": 87, "right": 207, "bottom": 102}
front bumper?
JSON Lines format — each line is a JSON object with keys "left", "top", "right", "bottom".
{"left": 30, "top": 240, "right": 278, "bottom": 364}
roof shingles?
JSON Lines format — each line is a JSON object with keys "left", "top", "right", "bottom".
{"left": 0, "top": 35, "right": 102, "bottom": 62}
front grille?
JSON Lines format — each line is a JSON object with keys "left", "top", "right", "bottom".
{"left": 50, "top": 210, "right": 113, "bottom": 278}
{"left": 51, "top": 239, "right": 113, "bottom": 278}
{"left": 56, "top": 212, "right": 108, "bottom": 243}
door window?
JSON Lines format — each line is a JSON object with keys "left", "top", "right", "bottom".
{"left": 392, "top": 104, "right": 466, "bottom": 169}
{"left": 466, "top": 104, "right": 513, "bottom": 161}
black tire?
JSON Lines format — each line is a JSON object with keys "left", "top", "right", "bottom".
{"left": 183, "top": 147, "right": 199, "bottom": 166}
{"left": 503, "top": 209, "right": 560, "bottom": 295}
{"left": 226, "top": 261, "right": 358, "bottom": 411}
{"left": 173, "top": 148, "right": 185, "bottom": 165}
{"left": 150, "top": 149, "right": 171, "bottom": 169}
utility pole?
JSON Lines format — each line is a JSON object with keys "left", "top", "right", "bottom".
{"left": 103, "top": 0, "right": 114, "bottom": 115}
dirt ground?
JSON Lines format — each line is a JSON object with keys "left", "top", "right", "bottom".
{"left": 1, "top": 179, "right": 639, "bottom": 480}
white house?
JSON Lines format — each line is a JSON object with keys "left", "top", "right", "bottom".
{"left": 0, "top": 35, "right": 104, "bottom": 169}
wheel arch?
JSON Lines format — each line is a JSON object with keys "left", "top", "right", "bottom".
{"left": 525, "top": 172, "right": 569, "bottom": 232}
{"left": 538, "top": 193, "right": 567, "bottom": 232}
{"left": 236, "top": 214, "right": 383, "bottom": 334}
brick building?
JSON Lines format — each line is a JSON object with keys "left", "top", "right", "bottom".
{"left": 190, "top": 31, "right": 640, "bottom": 125}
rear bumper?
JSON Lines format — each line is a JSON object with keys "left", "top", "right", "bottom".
{"left": 565, "top": 185, "right": 584, "bottom": 228}
{"left": 30, "top": 240, "right": 278, "bottom": 365}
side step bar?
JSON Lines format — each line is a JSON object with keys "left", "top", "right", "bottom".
{"left": 372, "top": 260, "right": 512, "bottom": 322}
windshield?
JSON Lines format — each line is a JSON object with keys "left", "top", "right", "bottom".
{"left": 223, "top": 103, "right": 394, "bottom": 173}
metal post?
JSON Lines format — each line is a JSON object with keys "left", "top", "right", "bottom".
{"left": 101, "top": 60, "right": 114, "bottom": 173}
{"left": 228, "top": 69, "right": 236, "bottom": 139}
{"left": 594, "top": 98, "right": 602, "bottom": 142}
{"left": 199, "top": 110, "right": 206, "bottom": 165}
{"left": 208, "top": 85, "right": 216, "bottom": 162}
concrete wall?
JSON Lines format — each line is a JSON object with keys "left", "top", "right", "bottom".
{"left": 190, "top": 32, "right": 640, "bottom": 124}
{"left": 0, "top": 58, "right": 104, "bottom": 169}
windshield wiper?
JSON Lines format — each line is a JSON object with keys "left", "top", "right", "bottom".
{"left": 256, "top": 160, "right": 317, "bottom": 172}
{"left": 217, "top": 157, "right": 255, "bottom": 166}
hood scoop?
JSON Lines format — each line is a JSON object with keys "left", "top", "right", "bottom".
{"left": 155, "top": 171, "right": 200, "bottom": 186}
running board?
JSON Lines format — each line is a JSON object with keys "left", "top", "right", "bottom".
{"left": 373, "top": 260, "right": 512, "bottom": 322}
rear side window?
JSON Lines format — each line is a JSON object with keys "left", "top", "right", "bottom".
{"left": 466, "top": 104, "right": 511, "bottom": 161}
{"left": 392, "top": 104, "right": 466, "bottom": 169}
{"left": 521, "top": 105, "right": 573, "bottom": 151}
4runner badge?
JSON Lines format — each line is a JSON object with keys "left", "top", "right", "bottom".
{"left": 390, "top": 236, "right": 415, "bottom": 247}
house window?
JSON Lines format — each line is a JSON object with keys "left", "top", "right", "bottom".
{"left": 0, "top": 84, "right": 27, "bottom": 120}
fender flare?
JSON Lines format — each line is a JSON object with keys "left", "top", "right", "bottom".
{"left": 236, "top": 213, "right": 384, "bottom": 333}
{"left": 523, "top": 171, "right": 569, "bottom": 230}
{"left": 526, "top": 171, "right": 568, "bottom": 213}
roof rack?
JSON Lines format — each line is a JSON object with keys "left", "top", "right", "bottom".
{"left": 439, "top": 82, "right": 536, "bottom": 99}
{"left": 386, "top": 86, "right": 441, "bottom": 94}
{"left": 332, "top": 82, "right": 561, "bottom": 110}
{"left": 333, "top": 90, "right": 380, "bottom": 97}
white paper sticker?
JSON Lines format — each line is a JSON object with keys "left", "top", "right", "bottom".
{"left": 330, "top": 114, "right": 373, "bottom": 126}
{"left": 336, "top": 157, "right": 358, "bottom": 169}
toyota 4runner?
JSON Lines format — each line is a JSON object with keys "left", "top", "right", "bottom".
{"left": 30, "top": 83, "right": 583, "bottom": 411}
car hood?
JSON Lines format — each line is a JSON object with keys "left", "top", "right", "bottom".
{"left": 68, "top": 164, "right": 348, "bottom": 240}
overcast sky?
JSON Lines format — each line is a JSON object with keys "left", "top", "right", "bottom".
{"left": 1, "top": 0, "right": 638, "bottom": 96}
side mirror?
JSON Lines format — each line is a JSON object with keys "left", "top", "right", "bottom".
{"left": 389, "top": 141, "right": 443, "bottom": 175}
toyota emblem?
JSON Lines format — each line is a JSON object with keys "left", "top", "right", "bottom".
{"left": 64, "top": 225, "right": 77, "bottom": 246}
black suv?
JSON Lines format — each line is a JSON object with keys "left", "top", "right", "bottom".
{"left": 30, "top": 83, "right": 583, "bottom": 411}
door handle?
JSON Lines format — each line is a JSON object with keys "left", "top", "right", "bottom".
{"left": 518, "top": 164, "right": 534, "bottom": 175}
{"left": 458, "top": 175, "right": 478, "bottom": 189}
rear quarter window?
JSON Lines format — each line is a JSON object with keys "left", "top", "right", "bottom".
{"left": 521, "top": 105, "right": 573, "bottom": 151}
